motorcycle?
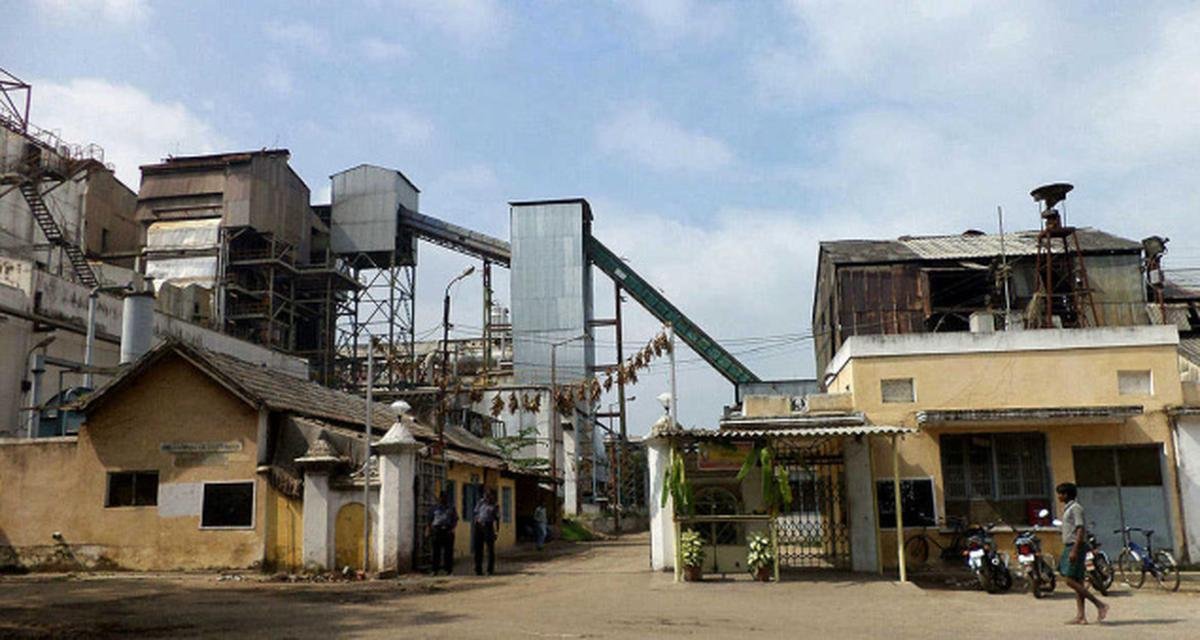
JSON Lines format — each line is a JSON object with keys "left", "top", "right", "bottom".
{"left": 1084, "top": 527, "right": 1114, "bottom": 595}
{"left": 964, "top": 522, "right": 1013, "bottom": 593}
{"left": 1015, "top": 510, "right": 1056, "bottom": 598}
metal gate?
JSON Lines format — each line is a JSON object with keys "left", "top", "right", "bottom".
{"left": 774, "top": 438, "right": 851, "bottom": 569}
{"left": 414, "top": 458, "right": 446, "bottom": 571}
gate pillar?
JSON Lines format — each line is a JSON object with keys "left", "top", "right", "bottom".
{"left": 376, "top": 420, "right": 421, "bottom": 576}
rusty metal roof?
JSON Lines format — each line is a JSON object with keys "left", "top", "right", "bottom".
{"left": 821, "top": 228, "right": 1141, "bottom": 265}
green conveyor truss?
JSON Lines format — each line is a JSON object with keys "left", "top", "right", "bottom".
{"left": 585, "top": 235, "right": 760, "bottom": 386}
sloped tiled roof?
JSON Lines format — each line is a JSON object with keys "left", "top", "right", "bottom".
{"left": 821, "top": 228, "right": 1141, "bottom": 265}
{"left": 80, "top": 340, "right": 501, "bottom": 460}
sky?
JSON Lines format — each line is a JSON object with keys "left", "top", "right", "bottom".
{"left": 6, "top": 0, "right": 1200, "bottom": 435}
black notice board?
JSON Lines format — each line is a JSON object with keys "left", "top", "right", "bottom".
{"left": 876, "top": 478, "right": 936, "bottom": 529}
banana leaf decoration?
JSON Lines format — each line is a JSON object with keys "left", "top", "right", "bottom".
{"left": 660, "top": 448, "right": 694, "bottom": 516}
{"left": 507, "top": 392, "right": 519, "bottom": 413}
{"left": 736, "top": 443, "right": 793, "bottom": 516}
{"left": 490, "top": 395, "right": 505, "bottom": 417}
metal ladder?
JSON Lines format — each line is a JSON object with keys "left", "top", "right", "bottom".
{"left": 18, "top": 179, "right": 98, "bottom": 288}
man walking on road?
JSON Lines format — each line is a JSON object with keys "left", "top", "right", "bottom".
{"left": 1057, "top": 482, "right": 1109, "bottom": 625}
{"left": 534, "top": 502, "right": 548, "bottom": 550}
{"left": 474, "top": 487, "right": 500, "bottom": 575}
{"left": 427, "top": 490, "right": 458, "bottom": 575}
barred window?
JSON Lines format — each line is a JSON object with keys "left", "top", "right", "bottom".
{"left": 941, "top": 433, "right": 1050, "bottom": 526}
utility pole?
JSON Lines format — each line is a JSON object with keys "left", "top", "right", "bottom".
{"left": 667, "top": 324, "right": 678, "bottom": 429}
{"left": 613, "top": 285, "right": 628, "bottom": 534}
{"left": 363, "top": 343, "right": 373, "bottom": 574}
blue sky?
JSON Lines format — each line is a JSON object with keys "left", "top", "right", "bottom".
{"left": 6, "top": 1, "right": 1200, "bottom": 432}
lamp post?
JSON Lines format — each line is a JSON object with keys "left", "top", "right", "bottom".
{"left": 549, "top": 332, "right": 590, "bottom": 522}
{"left": 439, "top": 266, "right": 475, "bottom": 460}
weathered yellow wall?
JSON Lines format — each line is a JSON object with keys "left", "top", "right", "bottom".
{"left": 0, "top": 354, "right": 266, "bottom": 570}
{"left": 265, "top": 486, "right": 302, "bottom": 572}
{"left": 838, "top": 342, "right": 1186, "bottom": 568}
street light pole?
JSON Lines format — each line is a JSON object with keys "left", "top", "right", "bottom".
{"left": 549, "top": 332, "right": 589, "bottom": 523}
{"left": 439, "top": 266, "right": 476, "bottom": 462}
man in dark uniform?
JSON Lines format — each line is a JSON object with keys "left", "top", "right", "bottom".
{"left": 473, "top": 487, "right": 500, "bottom": 575}
{"left": 427, "top": 490, "right": 458, "bottom": 575}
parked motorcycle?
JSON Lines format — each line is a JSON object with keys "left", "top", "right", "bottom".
{"left": 1084, "top": 527, "right": 1114, "bottom": 595}
{"left": 1015, "top": 510, "right": 1056, "bottom": 598}
{"left": 964, "top": 523, "right": 1013, "bottom": 593}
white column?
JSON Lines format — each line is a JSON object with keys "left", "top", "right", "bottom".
{"left": 844, "top": 435, "right": 880, "bottom": 572}
{"left": 647, "top": 434, "right": 675, "bottom": 571}
{"left": 301, "top": 470, "right": 332, "bottom": 571}
{"left": 563, "top": 425, "right": 579, "bottom": 516}
{"left": 376, "top": 421, "right": 421, "bottom": 576}
{"left": 296, "top": 440, "right": 340, "bottom": 572}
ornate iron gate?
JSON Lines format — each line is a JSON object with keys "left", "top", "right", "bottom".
{"left": 414, "top": 457, "right": 446, "bottom": 571}
{"left": 774, "top": 438, "right": 850, "bottom": 569}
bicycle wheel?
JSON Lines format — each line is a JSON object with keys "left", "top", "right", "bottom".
{"left": 1153, "top": 550, "right": 1180, "bottom": 592}
{"left": 904, "top": 535, "right": 930, "bottom": 568}
{"left": 1117, "top": 549, "right": 1145, "bottom": 589}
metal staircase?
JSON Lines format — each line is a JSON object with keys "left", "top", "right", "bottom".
{"left": 585, "top": 235, "right": 759, "bottom": 385}
{"left": 17, "top": 179, "right": 98, "bottom": 288}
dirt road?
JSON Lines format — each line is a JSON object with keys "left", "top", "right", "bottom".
{"left": 2, "top": 535, "right": 1198, "bottom": 638}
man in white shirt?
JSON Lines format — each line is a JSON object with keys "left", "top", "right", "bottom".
{"left": 1057, "top": 482, "right": 1109, "bottom": 625}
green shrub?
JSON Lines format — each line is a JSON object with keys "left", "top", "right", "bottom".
{"left": 560, "top": 519, "right": 595, "bottom": 542}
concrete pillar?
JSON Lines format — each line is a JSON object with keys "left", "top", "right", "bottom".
{"left": 563, "top": 425, "right": 579, "bottom": 516}
{"left": 375, "top": 420, "right": 421, "bottom": 576}
{"left": 296, "top": 439, "right": 340, "bottom": 572}
{"left": 844, "top": 435, "right": 880, "bottom": 572}
{"left": 647, "top": 432, "right": 675, "bottom": 571}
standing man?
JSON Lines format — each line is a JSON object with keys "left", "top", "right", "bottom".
{"left": 473, "top": 487, "right": 500, "bottom": 575}
{"left": 534, "top": 502, "right": 548, "bottom": 551}
{"left": 1057, "top": 482, "right": 1109, "bottom": 625}
{"left": 427, "top": 489, "right": 458, "bottom": 576}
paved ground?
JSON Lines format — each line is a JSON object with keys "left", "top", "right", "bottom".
{"left": 2, "top": 535, "right": 1199, "bottom": 639}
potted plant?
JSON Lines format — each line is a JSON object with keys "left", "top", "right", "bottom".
{"left": 679, "top": 529, "right": 705, "bottom": 581}
{"left": 746, "top": 531, "right": 774, "bottom": 582}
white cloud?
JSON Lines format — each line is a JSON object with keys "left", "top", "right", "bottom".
{"left": 367, "top": 109, "right": 435, "bottom": 147}
{"left": 33, "top": 0, "right": 149, "bottom": 25}
{"left": 33, "top": 78, "right": 230, "bottom": 188}
{"left": 596, "top": 105, "right": 733, "bottom": 173}
{"left": 620, "top": 0, "right": 732, "bottom": 44}
{"left": 360, "top": 37, "right": 410, "bottom": 62}
{"left": 394, "top": 0, "right": 510, "bottom": 48}
{"left": 264, "top": 20, "right": 330, "bottom": 55}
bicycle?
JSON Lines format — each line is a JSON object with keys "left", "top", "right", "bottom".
{"left": 1114, "top": 526, "right": 1180, "bottom": 592}
{"left": 903, "top": 515, "right": 975, "bottom": 568}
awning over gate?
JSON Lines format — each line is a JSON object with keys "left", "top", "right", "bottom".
{"left": 652, "top": 423, "right": 915, "bottom": 440}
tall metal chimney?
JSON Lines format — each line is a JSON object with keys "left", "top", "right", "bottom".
{"left": 120, "top": 290, "right": 156, "bottom": 364}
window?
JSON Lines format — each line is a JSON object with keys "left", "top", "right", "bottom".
{"left": 100, "top": 228, "right": 110, "bottom": 253}
{"left": 881, "top": 378, "right": 915, "bottom": 403}
{"left": 200, "top": 482, "right": 255, "bottom": 528}
{"left": 1118, "top": 370, "right": 1153, "bottom": 396}
{"left": 941, "top": 433, "right": 1051, "bottom": 526}
{"left": 501, "top": 486, "right": 513, "bottom": 524}
{"left": 106, "top": 471, "right": 158, "bottom": 507}
{"left": 787, "top": 471, "right": 819, "bottom": 514}
{"left": 876, "top": 478, "right": 936, "bottom": 529}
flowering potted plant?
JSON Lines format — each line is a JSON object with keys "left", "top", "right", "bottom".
{"left": 679, "top": 529, "right": 705, "bottom": 581}
{"left": 746, "top": 531, "right": 774, "bottom": 582}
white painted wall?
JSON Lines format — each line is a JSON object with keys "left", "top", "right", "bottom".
{"left": 1175, "top": 415, "right": 1200, "bottom": 562}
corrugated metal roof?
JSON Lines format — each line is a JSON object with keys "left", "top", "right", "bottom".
{"left": 654, "top": 424, "right": 914, "bottom": 440}
{"left": 1180, "top": 337, "right": 1200, "bottom": 367}
{"left": 822, "top": 228, "right": 1141, "bottom": 264}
